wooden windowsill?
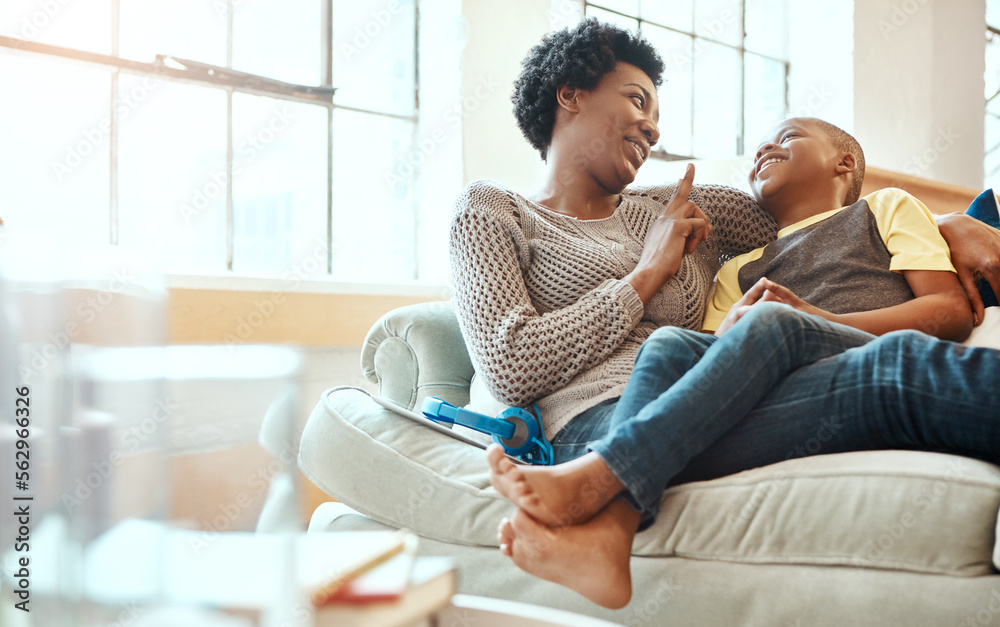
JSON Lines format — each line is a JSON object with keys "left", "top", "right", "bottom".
{"left": 168, "top": 288, "right": 448, "bottom": 347}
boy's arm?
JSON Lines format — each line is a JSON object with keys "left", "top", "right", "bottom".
{"left": 826, "top": 190, "right": 974, "bottom": 341}
{"left": 754, "top": 273, "right": 973, "bottom": 342}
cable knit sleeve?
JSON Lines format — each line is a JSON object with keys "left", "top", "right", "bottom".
{"left": 626, "top": 182, "right": 777, "bottom": 271}
{"left": 449, "top": 181, "right": 644, "bottom": 407}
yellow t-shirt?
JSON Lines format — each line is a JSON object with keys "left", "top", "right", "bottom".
{"left": 702, "top": 188, "right": 955, "bottom": 332}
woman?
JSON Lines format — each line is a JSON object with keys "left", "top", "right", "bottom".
{"left": 451, "top": 22, "right": 767, "bottom": 440}
{"left": 449, "top": 19, "right": 1000, "bottom": 608}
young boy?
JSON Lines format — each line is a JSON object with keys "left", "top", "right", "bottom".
{"left": 486, "top": 117, "right": 977, "bottom": 608}
{"left": 702, "top": 117, "right": 971, "bottom": 341}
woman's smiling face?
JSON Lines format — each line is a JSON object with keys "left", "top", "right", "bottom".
{"left": 567, "top": 62, "right": 661, "bottom": 190}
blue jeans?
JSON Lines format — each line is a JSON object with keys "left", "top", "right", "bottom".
{"left": 551, "top": 302, "right": 1000, "bottom": 525}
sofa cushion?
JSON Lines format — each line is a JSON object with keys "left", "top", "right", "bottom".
{"left": 966, "top": 306, "right": 1000, "bottom": 350}
{"left": 647, "top": 452, "right": 1000, "bottom": 576}
{"left": 300, "top": 387, "right": 1000, "bottom": 577}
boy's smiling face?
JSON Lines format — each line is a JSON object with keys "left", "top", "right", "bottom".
{"left": 748, "top": 118, "right": 847, "bottom": 205}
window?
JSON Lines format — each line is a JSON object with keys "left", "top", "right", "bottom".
{"left": 987, "top": 1, "right": 1000, "bottom": 186}
{"left": 0, "top": 0, "right": 423, "bottom": 283}
{"left": 584, "top": 0, "right": 789, "bottom": 160}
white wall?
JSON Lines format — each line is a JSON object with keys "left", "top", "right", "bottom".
{"left": 459, "top": 0, "right": 552, "bottom": 192}
{"left": 787, "top": 2, "right": 855, "bottom": 133}
{"left": 854, "top": 0, "right": 985, "bottom": 188}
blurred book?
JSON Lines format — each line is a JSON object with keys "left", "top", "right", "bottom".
{"left": 25, "top": 518, "right": 454, "bottom": 626}
{"left": 318, "top": 534, "right": 418, "bottom": 604}
{"left": 307, "top": 530, "right": 415, "bottom": 605}
{"left": 317, "top": 557, "right": 457, "bottom": 627}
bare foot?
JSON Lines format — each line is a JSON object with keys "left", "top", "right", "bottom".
{"left": 486, "top": 444, "right": 625, "bottom": 526}
{"left": 498, "top": 501, "right": 640, "bottom": 609}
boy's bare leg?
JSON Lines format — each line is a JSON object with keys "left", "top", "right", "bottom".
{"left": 487, "top": 444, "right": 626, "bottom": 526}
{"left": 497, "top": 498, "right": 641, "bottom": 609}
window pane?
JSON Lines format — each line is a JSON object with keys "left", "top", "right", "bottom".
{"left": 987, "top": 27, "right": 1000, "bottom": 187}
{"left": 693, "top": 41, "right": 741, "bottom": 157}
{"left": 745, "top": 0, "right": 788, "bottom": 59}
{"left": 117, "top": 79, "right": 227, "bottom": 274}
{"left": 643, "top": 24, "right": 693, "bottom": 156}
{"left": 987, "top": 31, "right": 1000, "bottom": 100}
{"left": 988, "top": 96, "right": 1000, "bottom": 120}
{"left": 119, "top": 0, "right": 226, "bottom": 65}
{"left": 589, "top": 1, "right": 640, "bottom": 16}
{"left": 333, "top": 0, "right": 416, "bottom": 116}
{"left": 984, "top": 145, "right": 1000, "bottom": 189}
{"left": 694, "top": 0, "right": 742, "bottom": 47}
{"left": 0, "top": 54, "right": 109, "bottom": 247}
{"left": 0, "top": 0, "right": 111, "bottom": 55}
{"left": 744, "top": 53, "right": 786, "bottom": 149}
{"left": 987, "top": 2, "right": 1000, "bottom": 187}
{"left": 639, "top": 0, "right": 693, "bottom": 32}
{"left": 986, "top": 114, "right": 1000, "bottom": 183}
{"left": 332, "top": 110, "right": 415, "bottom": 282}
{"left": 232, "top": 96, "right": 328, "bottom": 277}
{"left": 233, "top": 0, "right": 321, "bottom": 85}
{"left": 585, "top": 6, "right": 640, "bottom": 31}
{"left": 986, "top": 100, "right": 1000, "bottom": 183}
{"left": 989, "top": 0, "right": 1000, "bottom": 28}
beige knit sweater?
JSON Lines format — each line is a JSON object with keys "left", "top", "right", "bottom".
{"left": 449, "top": 179, "right": 777, "bottom": 438}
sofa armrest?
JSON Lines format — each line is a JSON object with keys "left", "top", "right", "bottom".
{"left": 360, "top": 301, "right": 475, "bottom": 410}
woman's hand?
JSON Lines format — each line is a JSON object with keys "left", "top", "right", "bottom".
{"left": 660, "top": 163, "right": 713, "bottom": 256}
{"left": 626, "top": 164, "right": 712, "bottom": 304}
{"left": 936, "top": 213, "right": 1000, "bottom": 326}
{"left": 714, "top": 278, "right": 825, "bottom": 336}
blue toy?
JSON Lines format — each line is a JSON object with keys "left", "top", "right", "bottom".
{"left": 421, "top": 397, "right": 554, "bottom": 465}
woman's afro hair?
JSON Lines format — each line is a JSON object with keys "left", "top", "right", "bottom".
{"left": 512, "top": 18, "right": 664, "bottom": 161}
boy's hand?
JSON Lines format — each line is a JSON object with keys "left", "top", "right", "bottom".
{"left": 714, "top": 278, "right": 768, "bottom": 336}
{"left": 754, "top": 278, "right": 825, "bottom": 316}
{"left": 714, "top": 278, "right": 825, "bottom": 337}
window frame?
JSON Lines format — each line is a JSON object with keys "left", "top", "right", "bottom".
{"left": 0, "top": 0, "right": 420, "bottom": 277}
{"left": 584, "top": 1, "right": 789, "bottom": 161}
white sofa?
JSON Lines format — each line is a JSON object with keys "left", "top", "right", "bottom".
{"left": 297, "top": 301, "right": 1000, "bottom": 626}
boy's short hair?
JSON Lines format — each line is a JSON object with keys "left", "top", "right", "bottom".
{"left": 807, "top": 118, "right": 866, "bottom": 205}
{"left": 512, "top": 18, "right": 664, "bottom": 161}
